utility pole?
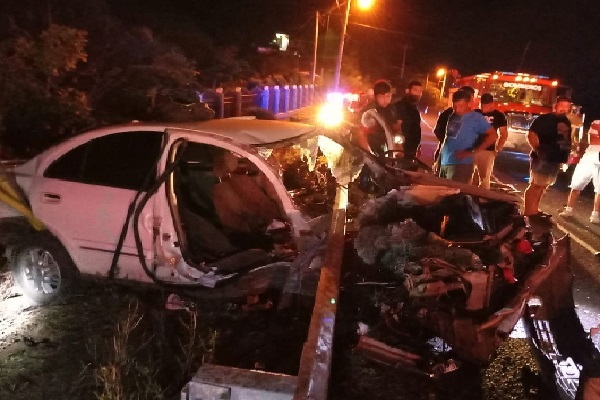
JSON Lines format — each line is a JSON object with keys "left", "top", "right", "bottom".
{"left": 400, "top": 43, "right": 407, "bottom": 80}
{"left": 312, "top": 11, "right": 319, "bottom": 85}
{"left": 439, "top": 73, "right": 447, "bottom": 99}
{"left": 333, "top": 0, "right": 352, "bottom": 91}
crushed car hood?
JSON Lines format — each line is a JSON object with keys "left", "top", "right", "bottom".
{"left": 175, "top": 118, "right": 322, "bottom": 146}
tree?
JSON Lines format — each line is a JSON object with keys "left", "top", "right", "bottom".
{"left": 0, "top": 24, "right": 92, "bottom": 156}
{"left": 38, "top": 24, "right": 88, "bottom": 94}
{"left": 91, "top": 38, "right": 200, "bottom": 122}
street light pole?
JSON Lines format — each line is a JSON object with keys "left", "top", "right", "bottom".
{"left": 333, "top": 0, "right": 351, "bottom": 91}
{"left": 437, "top": 68, "right": 447, "bottom": 99}
{"left": 312, "top": 10, "right": 319, "bottom": 85}
{"left": 440, "top": 73, "right": 447, "bottom": 99}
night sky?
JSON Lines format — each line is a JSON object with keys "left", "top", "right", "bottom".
{"left": 113, "top": 0, "right": 600, "bottom": 120}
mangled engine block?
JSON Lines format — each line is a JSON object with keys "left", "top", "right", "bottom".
{"left": 352, "top": 186, "right": 551, "bottom": 363}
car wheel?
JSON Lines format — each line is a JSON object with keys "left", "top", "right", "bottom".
{"left": 10, "top": 232, "right": 79, "bottom": 304}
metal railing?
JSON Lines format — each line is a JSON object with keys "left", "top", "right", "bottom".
{"left": 199, "top": 85, "right": 324, "bottom": 119}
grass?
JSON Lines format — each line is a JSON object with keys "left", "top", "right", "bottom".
{"left": 88, "top": 293, "right": 219, "bottom": 400}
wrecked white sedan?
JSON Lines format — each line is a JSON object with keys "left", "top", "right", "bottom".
{"left": 0, "top": 118, "right": 357, "bottom": 303}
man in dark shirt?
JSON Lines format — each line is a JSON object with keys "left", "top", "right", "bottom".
{"left": 523, "top": 97, "right": 572, "bottom": 218}
{"left": 433, "top": 86, "right": 476, "bottom": 171}
{"left": 357, "top": 80, "right": 396, "bottom": 158}
{"left": 472, "top": 93, "right": 508, "bottom": 189}
{"left": 394, "top": 80, "right": 423, "bottom": 161}
{"left": 355, "top": 80, "right": 396, "bottom": 192}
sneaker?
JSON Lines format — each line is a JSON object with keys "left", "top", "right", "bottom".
{"left": 591, "top": 212, "right": 600, "bottom": 224}
{"left": 560, "top": 207, "right": 574, "bottom": 218}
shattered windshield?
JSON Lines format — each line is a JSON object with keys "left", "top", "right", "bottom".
{"left": 260, "top": 134, "right": 362, "bottom": 218}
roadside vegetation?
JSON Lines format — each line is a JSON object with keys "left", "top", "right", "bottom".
{"left": 0, "top": 0, "right": 446, "bottom": 158}
{"left": 0, "top": 273, "right": 219, "bottom": 399}
{"left": 0, "top": 0, "right": 313, "bottom": 157}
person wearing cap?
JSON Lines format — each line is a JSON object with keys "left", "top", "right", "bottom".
{"left": 471, "top": 93, "right": 508, "bottom": 189}
{"left": 433, "top": 86, "right": 476, "bottom": 172}
{"left": 559, "top": 120, "right": 600, "bottom": 224}
{"left": 523, "top": 97, "right": 572, "bottom": 219}
{"left": 438, "top": 90, "right": 498, "bottom": 183}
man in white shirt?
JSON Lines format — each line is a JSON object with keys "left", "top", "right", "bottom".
{"left": 559, "top": 120, "right": 600, "bottom": 223}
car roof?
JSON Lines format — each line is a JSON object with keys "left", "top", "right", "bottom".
{"left": 99, "top": 118, "right": 320, "bottom": 146}
{"left": 14, "top": 117, "right": 322, "bottom": 178}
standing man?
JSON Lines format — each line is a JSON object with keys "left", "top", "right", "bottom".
{"left": 356, "top": 80, "right": 396, "bottom": 158}
{"left": 355, "top": 80, "right": 396, "bottom": 192}
{"left": 394, "top": 80, "right": 423, "bottom": 162}
{"left": 472, "top": 93, "right": 509, "bottom": 189}
{"left": 559, "top": 120, "right": 600, "bottom": 224}
{"left": 433, "top": 86, "right": 476, "bottom": 172}
{"left": 439, "top": 90, "right": 498, "bottom": 183}
{"left": 523, "top": 97, "right": 572, "bottom": 218}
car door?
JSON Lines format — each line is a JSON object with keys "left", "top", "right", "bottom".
{"left": 29, "top": 130, "right": 164, "bottom": 281}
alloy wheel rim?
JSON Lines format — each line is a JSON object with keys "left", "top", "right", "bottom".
{"left": 18, "top": 247, "right": 61, "bottom": 296}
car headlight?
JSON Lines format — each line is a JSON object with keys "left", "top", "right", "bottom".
{"left": 318, "top": 102, "right": 344, "bottom": 128}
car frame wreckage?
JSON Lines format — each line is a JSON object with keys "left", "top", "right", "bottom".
{"left": 0, "top": 117, "right": 599, "bottom": 399}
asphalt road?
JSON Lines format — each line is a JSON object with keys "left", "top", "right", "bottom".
{"left": 420, "top": 111, "right": 600, "bottom": 332}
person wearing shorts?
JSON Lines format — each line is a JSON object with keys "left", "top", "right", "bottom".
{"left": 559, "top": 120, "right": 600, "bottom": 224}
{"left": 523, "top": 97, "right": 572, "bottom": 218}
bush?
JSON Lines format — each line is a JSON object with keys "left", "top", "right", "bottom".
{"left": 2, "top": 90, "right": 93, "bottom": 157}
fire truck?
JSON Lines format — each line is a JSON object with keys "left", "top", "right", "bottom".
{"left": 455, "top": 71, "right": 583, "bottom": 153}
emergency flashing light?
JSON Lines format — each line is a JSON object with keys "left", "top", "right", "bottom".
{"left": 530, "top": 78, "right": 537, "bottom": 83}
{"left": 492, "top": 74, "right": 499, "bottom": 80}
{"left": 326, "top": 92, "right": 345, "bottom": 104}
{"left": 552, "top": 81, "right": 558, "bottom": 86}
{"left": 523, "top": 77, "right": 530, "bottom": 82}
{"left": 515, "top": 76, "right": 523, "bottom": 82}
{"left": 326, "top": 92, "right": 359, "bottom": 103}
{"left": 497, "top": 71, "right": 550, "bottom": 79}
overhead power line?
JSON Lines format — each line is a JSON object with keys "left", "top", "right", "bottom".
{"left": 349, "top": 22, "right": 463, "bottom": 45}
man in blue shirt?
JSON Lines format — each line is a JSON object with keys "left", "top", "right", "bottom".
{"left": 439, "top": 90, "right": 498, "bottom": 183}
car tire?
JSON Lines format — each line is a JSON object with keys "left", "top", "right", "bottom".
{"left": 10, "top": 232, "right": 79, "bottom": 304}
